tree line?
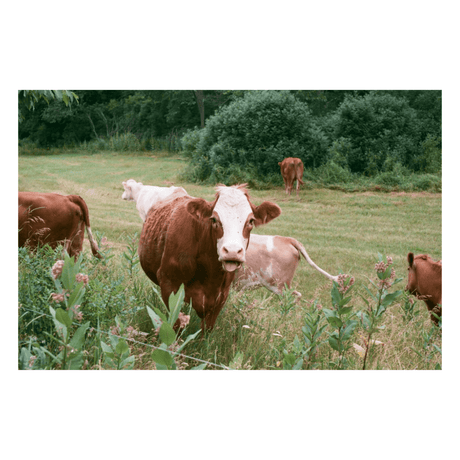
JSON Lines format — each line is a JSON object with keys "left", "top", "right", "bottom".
{"left": 18, "top": 90, "right": 441, "bottom": 184}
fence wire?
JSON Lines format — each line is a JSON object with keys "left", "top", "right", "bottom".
{"left": 19, "top": 306, "right": 230, "bottom": 370}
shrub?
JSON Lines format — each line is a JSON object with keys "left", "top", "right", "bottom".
{"left": 420, "top": 134, "right": 442, "bottom": 174}
{"left": 182, "top": 91, "right": 328, "bottom": 185}
{"left": 332, "top": 92, "right": 422, "bottom": 173}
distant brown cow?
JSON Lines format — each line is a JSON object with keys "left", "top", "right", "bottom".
{"left": 406, "top": 252, "right": 442, "bottom": 324}
{"left": 18, "top": 192, "right": 102, "bottom": 259}
{"left": 138, "top": 184, "right": 281, "bottom": 330}
{"left": 234, "top": 234, "right": 339, "bottom": 296}
{"left": 278, "top": 157, "right": 305, "bottom": 196}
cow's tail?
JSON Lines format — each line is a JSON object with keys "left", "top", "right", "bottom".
{"left": 296, "top": 163, "right": 305, "bottom": 185}
{"left": 291, "top": 239, "right": 338, "bottom": 282}
{"left": 69, "top": 195, "right": 102, "bottom": 259}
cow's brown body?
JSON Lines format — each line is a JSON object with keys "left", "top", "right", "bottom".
{"left": 138, "top": 185, "right": 281, "bottom": 330}
{"left": 278, "top": 157, "right": 305, "bottom": 196}
{"left": 235, "top": 234, "right": 338, "bottom": 296}
{"left": 406, "top": 252, "right": 442, "bottom": 324}
{"left": 18, "top": 192, "right": 101, "bottom": 258}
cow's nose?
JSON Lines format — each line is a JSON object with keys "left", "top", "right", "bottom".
{"left": 222, "top": 244, "right": 244, "bottom": 260}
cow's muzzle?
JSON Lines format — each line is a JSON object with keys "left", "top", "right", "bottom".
{"left": 220, "top": 245, "right": 245, "bottom": 272}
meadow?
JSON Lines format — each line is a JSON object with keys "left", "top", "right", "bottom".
{"left": 18, "top": 151, "right": 442, "bottom": 370}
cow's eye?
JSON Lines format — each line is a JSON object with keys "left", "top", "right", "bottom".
{"left": 210, "top": 216, "right": 219, "bottom": 226}
{"left": 248, "top": 218, "right": 255, "bottom": 226}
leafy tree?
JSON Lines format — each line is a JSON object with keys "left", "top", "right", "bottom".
{"left": 331, "top": 92, "right": 422, "bottom": 173}
{"left": 18, "top": 90, "right": 78, "bottom": 122}
{"left": 182, "top": 90, "right": 328, "bottom": 185}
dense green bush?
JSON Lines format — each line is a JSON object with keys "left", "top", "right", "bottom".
{"left": 332, "top": 92, "right": 423, "bottom": 174}
{"left": 182, "top": 91, "right": 328, "bottom": 185}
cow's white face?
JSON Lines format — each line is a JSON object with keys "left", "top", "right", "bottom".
{"left": 186, "top": 185, "right": 281, "bottom": 273}
{"left": 212, "top": 186, "right": 255, "bottom": 272}
{"left": 121, "top": 180, "right": 135, "bottom": 201}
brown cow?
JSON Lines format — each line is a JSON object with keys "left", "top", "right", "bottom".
{"left": 138, "top": 184, "right": 281, "bottom": 330}
{"left": 19, "top": 192, "right": 102, "bottom": 259}
{"left": 278, "top": 157, "right": 305, "bottom": 196}
{"left": 406, "top": 252, "right": 442, "bottom": 324}
{"left": 234, "top": 234, "right": 339, "bottom": 296}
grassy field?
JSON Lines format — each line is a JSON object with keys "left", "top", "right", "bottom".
{"left": 18, "top": 151, "right": 442, "bottom": 370}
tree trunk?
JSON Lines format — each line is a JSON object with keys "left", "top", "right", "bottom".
{"left": 194, "top": 90, "right": 205, "bottom": 128}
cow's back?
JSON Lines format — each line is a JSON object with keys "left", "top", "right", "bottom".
{"left": 19, "top": 192, "right": 84, "bottom": 250}
{"left": 235, "top": 234, "right": 301, "bottom": 292}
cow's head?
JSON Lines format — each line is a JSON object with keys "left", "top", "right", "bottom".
{"left": 186, "top": 185, "right": 281, "bottom": 272}
{"left": 121, "top": 179, "right": 142, "bottom": 201}
{"left": 406, "top": 252, "right": 419, "bottom": 295}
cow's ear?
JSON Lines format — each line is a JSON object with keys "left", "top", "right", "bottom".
{"left": 122, "top": 181, "right": 129, "bottom": 190}
{"left": 187, "top": 198, "right": 213, "bottom": 220}
{"left": 253, "top": 201, "right": 281, "bottom": 226}
{"left": 408, "top": 252, "right": 415, "bottom": 268}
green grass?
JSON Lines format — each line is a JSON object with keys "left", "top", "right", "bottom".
{"left": 18, "top": 150, "right": 442, "bottom": 370}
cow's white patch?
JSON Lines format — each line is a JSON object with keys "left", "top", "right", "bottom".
{"left": 265, "top": 235, "right": 275, "bottom": 252}
{"left": 213, "top": 186, "right": 252, "bottom": 265}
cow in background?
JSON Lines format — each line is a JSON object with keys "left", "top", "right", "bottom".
{"left": 406, "top": 252, "right": 442, "bottom": 324}
{"left": 234, "top": 234, "right": 339, "bottom": 296}
{"left": 19, "top": 192, "right": 102, "bottom": 259}
{"left": 121, "top": 179, "right": 188, "bottom": 221}
{"left": 278, "top": 157, "right": 305, "bottom": 196}
{"left": 138, "top": 184, "right": 281, "bottom": 330}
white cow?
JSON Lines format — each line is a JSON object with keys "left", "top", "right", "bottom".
{"left": 121, "top": 179, "right": 188, "bottom": 221}
{"left": 234, "top": 234, "right": 339, "bottom": 297}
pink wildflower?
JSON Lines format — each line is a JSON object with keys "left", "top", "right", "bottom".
{"left": 51, "top": 292, "right": 65, "bottom": 303}
{"left": 75, "top": 273, "right": 89, "bottom": 286}
{"left": 71, "top": 305, "right": 83, "bottom": 322}
{"left": 51, "top": 260, "right": 65, "bottom": 279}
{"left": 177, "top": 312, "right": 190, "bottom": 328}
{"left": 337, "top": 274, "right": 355, "bottom": 294}
{"left": 29, "top": 356, "right": 37, "bottom": 368}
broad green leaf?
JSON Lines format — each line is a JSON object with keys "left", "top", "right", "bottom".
{"left": 327, "top": 316, "right": 343, "bottom": 329}
{"left": 168, "top": 284, "right": 185, "bottom": 327}
{"left": 68, "top": 352, "right": 84, "bottom": 370}
{"left": 159, "top": 321, "right": 176, "bottom": 346}
{"left": 115, "top": 339, "right": 130, "bottom": 356}
{"left": 119, "top": 356, "right": 135, "bottom": 370}
{"left": 152, "top": 349, "right": 173, "bottom": 367}
{"left": 191, "top": 363, "right": 207, "bottom": 370}
{"left": 339, "top": 296, "right": 352, "bottom": 307}
{"left": 55, "top": 308, "right": 72, "bottom": 328}
{"left": 322, "top": 308, "right": 336, "bottom": 319}
{"left": 176, "top": 329, "right": 202, "bottom": 353}
{"left": 69, "top": 321, "right": 90, "bottom": 349}
{"left": 381, "top": 290, "right": 403, "bottom": 307}
{"left": 100, "top": 341, "right": 113, "bottom": 356}
{"left": 337, "top": 305, "right": 353, "bottom": 316}
{"left": 342, "top": 320, "right": 358, "bottom": 340}
{"left": 328, "top": 336, "right": 339, "bottom": 351}
{"left": 331, "top": 285, "right": 341, "bottom": 307}
{"left": 293, "top": 358, "right": 304, "bottom": 370}
{"left": 146, "top": 306, "right": 163, "bottom": 329}
{"left": 67, "top": 283, "right": 85, "bottom": 309}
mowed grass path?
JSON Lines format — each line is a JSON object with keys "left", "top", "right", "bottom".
{"left": 18, "top": 152, "right": 441, "bottom": 311}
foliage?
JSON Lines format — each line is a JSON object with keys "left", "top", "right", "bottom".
{"left": 331, "top": 92, "right": 424, "bottom": 174}
{"left": 18, "top": 90, "right": 78, "bottom": 122}
{"left": 145, "top": 284, "right": 203, "bottom": 370}
{"left": 357, "top": 254, "right": 403, "bottom": 369}
{"left": 181, "top": 90, "right": 328, "bottom": 184}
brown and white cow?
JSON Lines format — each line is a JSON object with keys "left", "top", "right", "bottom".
{"left": 138, "top": 184, "right": 281, "bottom": 330}
{"left": 18, "top": 192, "right": 102, "bottom": 259}
{"left": 234, "top": 234, "right": 339, "bottom": 296}
{"left": 406, "top": 252, "right": 442, "bottom": 324}
{"left": 121, "top": 179, "right": 188, "bottom": 221}
{"left": 278, "top": 157, "right": 305, "bottom": 196}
